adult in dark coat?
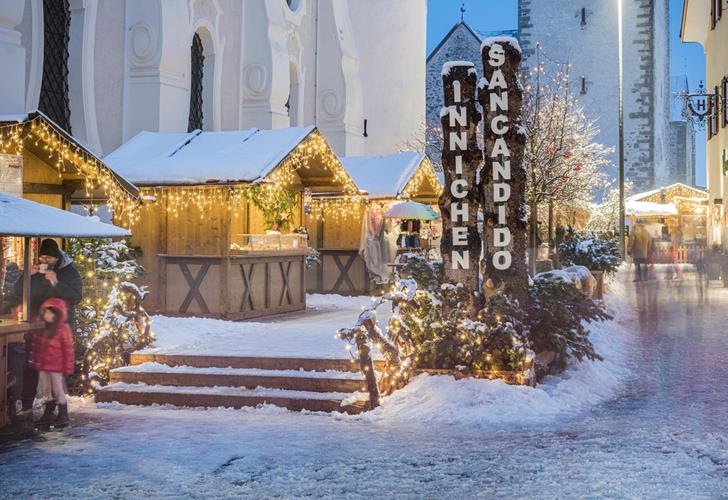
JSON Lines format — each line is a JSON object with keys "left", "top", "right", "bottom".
{"left": 14, "top": 238, "right": 82, "bottom": 411}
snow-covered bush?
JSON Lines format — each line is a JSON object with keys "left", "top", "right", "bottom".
{"left": 391, "top": 282, "right": 530, "bottom": 373}
{"left": 557, "top": 229, "right": 621, "bottom": 274}
{"left": 338, "top": 250, "right": 614, "bottom": 393}
{"left": 67, "top": 239, "right": 154, "bottom": 393}
{"left": 528, "top": 275, "right": 611, "bottom": 374}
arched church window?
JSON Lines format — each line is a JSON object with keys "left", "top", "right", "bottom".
{"left": 39, "top": 0, "right": 71, "bottom": 132}
{"left": 188, "top": 33, "right": 204, "bottom": 132}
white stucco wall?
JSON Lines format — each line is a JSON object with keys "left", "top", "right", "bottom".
{"left": 348, "top": 0, "right": 426, "bottom": 156}
{"left": 2, "top": 0, "right": 426, "bottom": 160}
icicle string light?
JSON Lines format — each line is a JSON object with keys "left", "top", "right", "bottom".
{"left": 0, "top": 117, "right": 140, "bottom": 226}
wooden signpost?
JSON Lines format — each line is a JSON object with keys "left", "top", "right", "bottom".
{"left": 440, "top": 37, "right": 528, "bottom": 310}
{"left": 439, "top": 62, "right": 483, "bottom": 315}
{"left": 479, "top": 38, "right": 528, "bottom": 305}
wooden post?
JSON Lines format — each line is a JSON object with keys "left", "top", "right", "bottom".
{"left": 22, "top": 237, "right": 31, "bottom": 321}
{"left": 480, "top": 38, "right": 529, "bottom": 305}
{"left": 439, "top": 62, "right": 483, "bottom": 315}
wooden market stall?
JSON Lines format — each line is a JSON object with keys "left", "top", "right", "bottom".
{"left": 104, "top": 126, "right": 360, "bottom": 319}
{"left": 307, "top": 152, "right": 443, "bottom": 295}
{"left": 0, "top": 111, "right": 139, "bottom": 219}
{"left": 626, "top": 183, "right": 708, "bottom": 263}
{"left": 0, "top": 193, "right": 130, "bottom": 427}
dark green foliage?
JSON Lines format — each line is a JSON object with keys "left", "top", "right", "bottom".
{"left": 528, "top": 277, "right": 611, "bottom": 371}
{"left": 558, "top": 229, "right": 622, "bottom": 274}
{"left": 399, "top": 255, "right": 443, "bottom": 291}
{"left": 390, "top": 283, "right": 529, "bottom": 372}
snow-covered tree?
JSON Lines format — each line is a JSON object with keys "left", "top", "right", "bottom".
{"left": 588, "top": 181, "right": 634, "bottom": 234}
{"left": 521, "top": 49, "right": 612, "bottom": 264}
{"left": 66, "top": 238, "right": 154, "bottom": 392}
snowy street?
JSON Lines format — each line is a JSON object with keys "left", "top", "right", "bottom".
{"left": 0, "top": 269, "right": 727, "bottom": 497}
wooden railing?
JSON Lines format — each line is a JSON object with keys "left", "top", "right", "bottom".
{"left": 653, "top": 244, "right": 704, "bottom": 264}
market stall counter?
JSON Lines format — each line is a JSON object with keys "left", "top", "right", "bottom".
{"left": 159, "top": 233, "right": 307, "bottom": 320}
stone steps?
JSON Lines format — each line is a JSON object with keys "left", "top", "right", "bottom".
{"left": 109, "top": 363, "right": 368, "bottom": 393}
{"left": 95, "top": 383, "right": 369, "bottom": 414}
{"left": 95, "top": 353, "right": 376, "bottom": 414}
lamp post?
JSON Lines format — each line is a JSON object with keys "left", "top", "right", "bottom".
{"left": 617, "top": 0, "right": 626, "bottom": 259}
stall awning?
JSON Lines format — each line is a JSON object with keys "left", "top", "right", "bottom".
{"left": 0, "top": 192, "right": 130, "bottom": 237}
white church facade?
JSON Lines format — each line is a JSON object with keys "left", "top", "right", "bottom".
{"left": 0, "top": 0, "right": 425, "bottom": 158}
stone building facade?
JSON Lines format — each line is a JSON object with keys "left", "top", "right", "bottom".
{"left": 519, "top": 0, "right": 674, "bottom": 191}
{"left": 669, "top": 75, "right": 697, "bottom": 187}
{"left": 0, "top": 0, "right": 425, "bottom": 158}
{"left": 682, "top": 0, "right": 728, "bottom": 248}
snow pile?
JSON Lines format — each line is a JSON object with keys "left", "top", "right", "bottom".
{"left": 361, "top": 278, "right": 634, "bottom": 428}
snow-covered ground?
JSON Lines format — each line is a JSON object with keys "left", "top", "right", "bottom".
{"left": 141, "top": 293, "right": 387, "bottom": 359}
{"left": 3, "top": 272, "right": 728, "bottom": 497}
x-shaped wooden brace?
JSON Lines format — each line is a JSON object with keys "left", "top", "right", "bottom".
{"left": 178, "top": 263, "right": 210, "bottom": 314}
{"left": 279, "top": 261, "right": 293, "bottom": 306}
{"left": 332, "top": 254, "right": 356, "bottom": 292}
{"left": 239, "top": 263, "right": 256, "bottom": 312}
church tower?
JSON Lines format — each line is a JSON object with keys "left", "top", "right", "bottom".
{"left": 519, "top": 0, "right": 672, "bottom": 191}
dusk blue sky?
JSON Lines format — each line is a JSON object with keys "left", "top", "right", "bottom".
{"left": 426, "top": 0, "right": 707, "bottom": 186}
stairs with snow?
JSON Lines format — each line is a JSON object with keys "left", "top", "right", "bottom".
{"left": 95, "top": 353, "right": 383, "bottom": 414}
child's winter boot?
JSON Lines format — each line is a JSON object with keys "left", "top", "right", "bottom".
{"left": 54, "top": 404, "right": 69, "bottom": 427}
{"left": 36, "top": 401, "right": 56, "bottom": 425}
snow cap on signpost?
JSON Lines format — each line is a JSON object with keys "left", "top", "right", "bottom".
{"left": 479, "top": 36, "right": 529, "bottom": 304}
{"left": 439, "top": 60, "right": 482, "bottom": 306}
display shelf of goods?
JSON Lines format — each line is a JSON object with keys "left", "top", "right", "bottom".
{"left": 230, "top": 233, "right": 308, "bottom": 253}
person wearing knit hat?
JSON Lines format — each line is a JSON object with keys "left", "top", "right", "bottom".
{"left": 12, "top": 238, "right": 82, "bottom": 412}
{"left": 39, "top": 238, "right": 61, "bottom": 260}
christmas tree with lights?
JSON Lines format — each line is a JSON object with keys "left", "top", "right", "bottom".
{"left": 67, "top": 238, "right": 154, "bottom": 393}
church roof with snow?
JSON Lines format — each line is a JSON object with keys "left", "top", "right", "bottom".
{"left": 427, "top": 21, "right": 518, "bottom": 62}
{"left": 105, "top": 127, "right": 319, "bottom": 186}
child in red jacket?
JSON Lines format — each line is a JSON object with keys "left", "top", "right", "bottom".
{"left": 30, "top": 297, "right": 75, "bottom": 427}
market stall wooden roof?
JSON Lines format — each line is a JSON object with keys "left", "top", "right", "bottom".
{"left": 340, "top": 152, "right": 442, "bottom": 200}
{"left": 627, "top": 183, "right": 707, "bottom": 204}
{"left": 0, "top": 110, "right": 139, "bottom": 199}
{"left": 104, "top": 126, "right": 359, "bottom": 195}
{"left": 0, "top": 192, "right": 130, "bottom": 237}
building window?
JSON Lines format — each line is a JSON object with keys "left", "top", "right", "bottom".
{"left": 580, "top": 76, "right": 587, "bottom": 95}
{"left": 709, "top": 86, "right": 720, "bottom": 139}
{"left": 39, "top": 0, "right": 71, "bottom": 133}
{"left": 188, "top": 33, "right": 204, "bottom": 132}
{"left": 711, "top": 0, "right": 722, "bottom": 28}
{"left": 580, "top": 7, "right": 587, "bottom": 28}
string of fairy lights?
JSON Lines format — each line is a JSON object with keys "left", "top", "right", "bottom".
{"left": 0, "top": 116, "right": 140, "bottom": 225}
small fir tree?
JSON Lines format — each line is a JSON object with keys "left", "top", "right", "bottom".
{"left": 66, "top": 238, "right": 154, "bottom": 393}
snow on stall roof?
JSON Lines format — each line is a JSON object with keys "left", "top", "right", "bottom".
{"left": 441, "top": 60, "right": 475, "bottom": 76}
{"left": 625, "top": 200, "right": 678, "bottom": 217}
{"left": 0, "top": 192, "right": 130, "bottom": 238}
{"left": 481, "top": 35, "right": 522, "bottom": 54}
{"left": 340, "top": 152, "right": 427, "bottom": 198}
{"left": 104, "top": 127, "right": 316, "bottom": 185}
{"left": 626, "top": 182, "right": 707, "bottom": 202}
